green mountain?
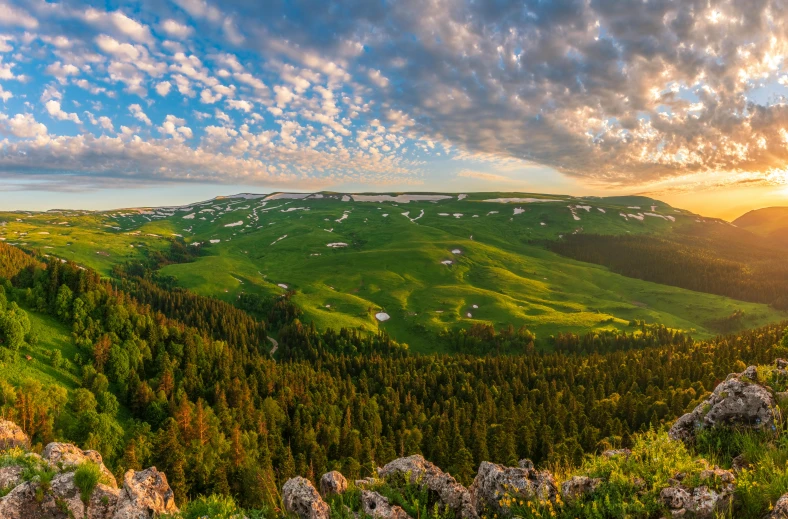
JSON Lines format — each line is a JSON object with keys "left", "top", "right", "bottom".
{"left": 0, "top": 192, "right": 783, "bottom": 352}
{"left": 734, "top": 206, "right": 788, "bottom": 242}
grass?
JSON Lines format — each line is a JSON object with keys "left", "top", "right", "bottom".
{"left": 2, "top": 193, "right": 784, "bottom": 353}
{"left": 1, "top": 305, "right": 81, "bottom": 389}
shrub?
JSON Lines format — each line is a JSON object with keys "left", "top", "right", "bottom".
{"left": 73, "top": 462, "right": 103, "bottom": 504}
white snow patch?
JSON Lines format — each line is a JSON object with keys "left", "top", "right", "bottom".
{"left": 628, "top": 206, "right": 641, "bottom": 209}
{"left": 451, "top": 249, "right": 462, "bottom": 254}
{"left": 183, "top": 213, "right": 195, "bottom": 219}
{"left": 453, "top": 213, "right": 463, "bottom": 218}
{"left": 458, "top": 194, "right": 468, "bottom": 200}
{"left": 466, "top": 312, "right": 472, "bottom": 318}
{"left": 484, "top": 198, "right": 562, "bottom": 203}
{"left": 352, "top": 194, "right": 451, "bottom": 203}
{"left": 282, "top": 207, "right": 309, "bottom": 213}
{"left": 540, "top": 222, "right": 547, "bottom": 226}
{"left": 513, "top": 207, "right": 525, "bottom": 215}
{"left": 264, "top": 193, "right": 310, "bottom": 201}
{"left": 341, "top": 195, "right": 351, "bottom": 202}
{"left": 224, "top": 221, "right": 244, "bottom": 227}
{"left": 271, "top": 234, "right": 288, "bottom": 245}
{"left": 327, "top": 242, "right": 348, "bottom": 248}
{"left": 441, "top": 260, "right": 453, "bottom": 265}
{"left": 375, "top": 312, "right": 391, "bottom": 322}
{"left": 278, "top": 283, "right": 288, "bottom": 289}
{"left": 472, "top": 304, "right": 479, "bottom": 309}
{"left": 597, "top": 208, "right": 606, "bottom": 213}
{"left": 210, "top": 239, "right": 221, "bottom": 243}
{"left": 336, "top": 211, "right": 350, "bottom": 223}
{"left": 487, "top": 211, "right": 499, "bottom": 215}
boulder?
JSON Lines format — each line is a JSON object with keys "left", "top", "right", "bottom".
{"left": 378, "top": 455, "right": 476, "bottom": 519}
{"left": 469, "top": 461, "right": 557, "bottom": 514}
{"left": 659, "top": 471, "right": 734, "bottom": 519}
{"left": 560, "top": 476, "right": 601, "bottom": 504}
{"left": 320, "top": 471, "right": 348, "bottom": 497}
{"left": 360, "top": 490, "right": 411, "bottom": 519}
{"left": 0, "top": 465, "right": 23, "bottom": 490}
{"left": 668, "top": 371, "right": 775, "bottom": 444}
{"left": 0, "top": 481, "right": 40, "bottom": 519}
{"left": 742, "top": 365, "right": 759, "bottom": 381}
{"left": 282, "top": 476, "right": 330, "bottom": 519}
{"left": 87, "top": 484, "right": 121, "bottom": 519}
{"left": 776, "top": 359, "right": 788, "bottom": 370}
{"left": 770, "top": 494, "right": 788, "bottom": 518}
{"left": 42, "top": 442, "right": 117, "bottom": 488}
{"left": 0, "top": 420, "right": 29, "bottom": 451}
{"left": 113, "top": 467, "right": 179, "bottom": 519}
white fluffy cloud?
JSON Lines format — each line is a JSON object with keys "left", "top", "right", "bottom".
{"left": 128, "top": 104, "right": 151, "bottom": 125}
{"left": 45, "top": 100, "right": 81, "bottom": 124}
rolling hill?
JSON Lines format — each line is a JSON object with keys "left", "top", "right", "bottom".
{"left": 1, "top": 192, "right": 784, "bottom": 352}
{"left": 733, "top": 206, "right": 788, "bottom": 243}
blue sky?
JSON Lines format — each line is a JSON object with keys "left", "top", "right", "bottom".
{"left": 1, "top": 0, "right": 788, "bottom": 216}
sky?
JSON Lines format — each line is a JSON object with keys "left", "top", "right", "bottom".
{"left": 1, "top": 0, "right": 788, "bottom": 219}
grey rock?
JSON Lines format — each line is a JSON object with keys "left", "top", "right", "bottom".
{"left": 42, "top": 442, "right": 117, "bottom": 489}
{"left": 469, "top": 461, "right": 557, "bottom": 514}
{"left": 113, "top": 467, "right": 179, "bottom": 519}
{"left": 771, "top": 494, "right": 788, "bottom": 518}
{"left": 560, "top": 476, "right": 601, "bottom": 504}
{"left": 601, "top": 449, "right": 632, "bottom": 458}
{"left": 282, "top": 476, "right": 330, "bottom": 519}
{"left": 742, "top": 365, "right": 759, "bottom": 381}
{"left": 731, "top": 454, "right": 750, "bottom": 473}
{"left": 319, "top": 471, "right": 347, "bottom": 497}
{"left": 668, "top": 372, "right": 775, "bottom": 443}
{"left": 379, "top": 455, "right": 476, "bottom": 519}
{"left": 776, "top": 359, "right": 788, "bottom": 369}
{"left": 360, "top": 490, "right": 411, "bottom": 519}
{"left": 0, "top": 420, "right": 29, "bottom": 451}
{"left": 0, "top": 465, "right": 23, "bottom": 490}
{"left": 518, "top": 459, "right": 534, "bottom": 470}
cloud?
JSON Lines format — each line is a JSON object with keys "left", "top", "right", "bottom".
{"left": 0, "top": 113, "right": 47, "bottom": 138}
{"left": 128, "top": 103, "right": 151, "bottom": 125}
{"left": 0, "top": 2, "right": 37, "bottom": 29}
{"left": 155, "top": 81, "right": 172, "bottom": 96}
{"left": 45, "top": 100, "right": 81, "bottom": 124}
{"left": 83, "top": 9, "right": 154, "bottom": 45}
{"left": 160, "top": 19, "right": 193, "bottom": 39}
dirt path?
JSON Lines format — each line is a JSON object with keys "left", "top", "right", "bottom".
{"left": 267, "top": 336, "right": 278, "bottom": 358}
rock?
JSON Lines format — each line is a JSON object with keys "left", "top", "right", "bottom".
{"left": 660, "top": 482, "right": 733, "bottom": 518}
{"left": 660, "top": 486, "right": 691, "bottom": 510}
{"left": 320, "top": 471, "right": 348, "bottom": 497}
{"left": 518, "top": 459, "right": 535, "bottom": 470}
{"left": 355, "top": 477, "right": 376, "bottom": 489}
{"left": 43, "top": 442, "right": 117, "bottom": 488}
{"left": 776, "top": 359, "right": 788, "bottom": 369}
{"left": 0, "top": 420, "right": 29, "bottom": 451}
{"left": 742, "top": 365, "right": 759, "bottom": 381}
{"left": 360, "top": 490, "right": 411, "bottom": 519}
{"left": 698, "top": 467, "right": 735, "bottom": 485}
{"left": 378, "top": 455, "right": 476, "bottom": 519}
{"left": 469, "top": 461, "right": 557, "bottom": 514}
{"left": 668, "top": 372, "right": 775, "bottom": 443}
{"left": 601, "top": 449, "right": 632, "bottom": 458}
{"left": 0, "top": 465, "right": 23, "bottom": 490}
{"left": 560, "top": 476, "right": 601, "bottom": 504}
{"left": 771, "top": 494, "right": 788, "bottom": 518}
{"left": 0, "top": 471, "right": 86, "bottom": 519}
{"left": 0, "top": 481, "right": 39, "bottom": 519}
{"left": 731, "top": 454, "right": 750, "bottom": 473}
{"left": 282, "top": 476, "right": 330, "bottom": 519}
{"left": 87, "top": 484, "right": 121, "bottom": 519}
{"left": 114, "top": 467, "right": 179, "bottom": 519}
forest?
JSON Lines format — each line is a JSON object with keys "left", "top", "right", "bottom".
{"left": 548, "top": 229, "right": 788, "bottom": 310}
{"left": 1, "top": 240, "right": 787, "bottom": 513}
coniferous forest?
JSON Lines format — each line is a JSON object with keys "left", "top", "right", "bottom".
{"left": 2, "top": 240, "right": 787, "bottom": 513}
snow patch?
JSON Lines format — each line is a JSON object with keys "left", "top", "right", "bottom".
{"left": 264, "top": 193, "right": 310, "bottom": 201}
{"left": 375, "top": 312, "right": 391, "bottom": 322}
{"left": 484, "top": 198, "right": 562, "bottom": 203}
{"left": 458, "top": 194, "right": 468, "bottom": 200}
{"left": 224, "top": 221, "right": 244, "bottom": 227}
{"left": 352, "top": 194, "right": 451, "bottom": 203}
{"left": 327, "top": 242, "right": 348, "bottom": 248}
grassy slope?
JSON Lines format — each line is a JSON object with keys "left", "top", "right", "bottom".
{"left": 733, "top": 206, "right": 788, "bottom": 238}
{"left": 2, "top": 307, "right": 80, "bottom": 390}
{"left": 1, "top": 193, "right": 783, "bottom": 353}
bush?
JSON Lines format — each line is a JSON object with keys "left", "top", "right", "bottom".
{"left": 73, "top": 462, "right": 103, "bottom": 504}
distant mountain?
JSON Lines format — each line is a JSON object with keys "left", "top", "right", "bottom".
{"left": 733, "top": 207, "right": 788, "bottom": 242}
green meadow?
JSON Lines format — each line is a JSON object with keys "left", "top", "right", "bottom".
{"left": 2, "top": 192, "right": 784, "bottom": 352}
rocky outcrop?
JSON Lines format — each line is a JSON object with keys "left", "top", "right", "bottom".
{"left": 113, "top": 467, "right": 179, "bottom": 518}
{"left": 668, "top": 366, "right": 775, "bottom": 443}
{"left": 42, "top": 442, "right": 117, "bottom": 488}
{"left": 360, "top": 490, "right": 411, "bottom": 519}
{"left": 0, "top": 420, "right": 179, "bottom": 519}
{"left": 469, "top": 460, "right": 557, "bottom": 514}
{"left": 283, "top": 476, "right": 330, "bottom": 519}
{"left": 0, "top": 419, "right": 30, "bottom": 450}
{"left": 770, "top": 494, "right": 788, "bottom": 518}
{"left": 659, "top": 467, "right": 735, "bottom": 518}
{"left": 379, "top": 455, "right": 477, "bottom": 519}
{"left": 320, "top": 470, "right": 348, "bottom": 497}
{"left": 560, "top": 476, "right": 601, "bottom": 504}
